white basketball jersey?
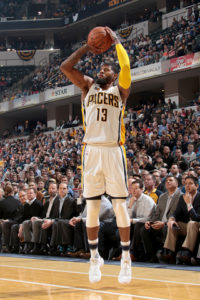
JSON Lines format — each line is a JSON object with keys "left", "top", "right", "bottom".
{"left": 82, "top": 83, "right": 125, "bottom": 145}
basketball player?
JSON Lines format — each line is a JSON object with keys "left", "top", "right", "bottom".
{"left": 60, "top": 27, "right": 132, "bottom": 284}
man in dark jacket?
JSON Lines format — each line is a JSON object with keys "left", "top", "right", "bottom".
{"left": 160, "top": 176, "right": 200, "bottom": 264}
{"left": 22, "top": 182, "right": 59, "bottom": 254}
{"left": 39, "top": 182, "right": 77, "bottom": 255}
{"left": 0, "top": 185, "right": 20, "bottom": 252}
{"left": 9, "top": 188, "right": 43, "bottom": 253}
{"left": 162, "top": 146, "right": 174, "bottom": 169}
{"left": 141, "top": 176, "right": 181, "bottom": 262}
{"left": 0, "top": 185, "right": 20, "bottom": 219}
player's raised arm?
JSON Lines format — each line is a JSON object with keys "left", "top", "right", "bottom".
{"left": 60, "top": 44, "right": 94, "bottom": 92}
{"left": 105, "top": 27, "right": 131, "bottom": 103}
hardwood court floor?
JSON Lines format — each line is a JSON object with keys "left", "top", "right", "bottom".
{"left": 0, "top": 255, "right": 200, "bottom": 300}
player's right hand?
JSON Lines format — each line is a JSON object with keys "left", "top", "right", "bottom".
{"left": 87, "top": 43, "right": 102, "bottom": 55}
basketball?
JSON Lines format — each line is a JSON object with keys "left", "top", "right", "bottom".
{"left": 87, "top": 26, "right": 113, "bottom": 54}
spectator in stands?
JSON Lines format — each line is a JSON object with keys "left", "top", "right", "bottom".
{"left": 10, "top": 187, "right": 43, "bottom": 253}
{"left": 182, "top": 135, "right": 190, "bottom": 154}
{"left": 158, "top": 119, "right": 168, "bottom": 136}
{"left": 72, "top": 115, "right": 80, "bottom": 126}
{"left": 37, "top": 177, "right": 48, "bottom": 198}
{"left": 141, "top": 176, "right": 181, "bottom": 262}
{"left": 22, "top": 183, "right": 59, "bottom": 254}
{"left": 169, "top": 164, "right": 182, "bottom": 187}
{"left": 140, "top": 155, "right": 154, "bottom": 171}
{"left": 45, "top": 182, "right": 77, "bottom": 256}
{"left": 159, "top": 176, "right": 200, "bottom": 264}
{"left": 144, "top": 174, "right": 162, "bottom": 204}
{"left": 72, "top": 176, "right": 81, "bottom": 199}
{"left": 162, "top": 146, "right": 174, "bottom": 169}
{"left": 194, "top": 105, "right": 200, "bottom": 118}
{"left": 132, "top": 160, "right": 141, "bottom": 176}
{"left": 159, "top": 168, "right": 168, "bottom": 181}
{"left": 168, "top": 45, "right": 176, "bottom": 58}
{"left": 152, "top": 170, "right": 166, "bottom": 193}
{"left": 184, "top": 143, "right": 197, "bottom": 163}
{"left": 9, "top": 189, "right": 28, "bottom": 253}
{"left": 154, "top": 155, "right": 167, "bottom": 170}
{"left": 0, "top": 185, "right": 22, "bottom": 252}
{"left": 0, "top": 185, "right": 20, "bottom": 221}
{"left": 174, "top": 148, "right": 189, "bottom": 171}
{"left": 129, "top": 179, "right": 156, "bottom": 261}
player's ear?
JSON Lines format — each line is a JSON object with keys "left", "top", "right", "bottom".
{"left": 114, "top": 73, "right": 118, "bottom": 81}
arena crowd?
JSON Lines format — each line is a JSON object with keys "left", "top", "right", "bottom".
{"left": 0, "top": 97, "right": 200, "bottom": 266}
{"left": 0, "top": 0, "right": 200, "bottom": 267}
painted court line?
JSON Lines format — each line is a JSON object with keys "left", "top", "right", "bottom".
{"left": 0, "top": 277, "right": 169, "bottom": 300}
{"left": 0, "top": 264, "right": 199, "bottom": 287}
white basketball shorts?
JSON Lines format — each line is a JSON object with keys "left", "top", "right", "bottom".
{"left": 82, "top": 144, "right": 128, "bottom": 198}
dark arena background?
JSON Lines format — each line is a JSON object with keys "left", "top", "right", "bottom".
{"left": 0, "top": 0, "right": 200, "bottom": 299}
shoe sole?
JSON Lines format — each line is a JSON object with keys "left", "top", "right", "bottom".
{"left": 118, "top": 277, "right": 132, "bottom": 284}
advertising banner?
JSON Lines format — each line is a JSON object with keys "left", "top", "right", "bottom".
{"left": 170, "top": 54, "right": 195, "bottom": 72}
{"left": 0, "top": 101, "right": 8, "bottom": 113}
{"left": 44, "top": 85, "right": 75, "bottom": 101}
{"left": 117, "top": 21, "right": 148, "bottom": 42}
{"left": 131, "top": 62, "right": 161, "bottom": 81}
{"left": 12, "top": 94, "right": 39, "bottom": 109}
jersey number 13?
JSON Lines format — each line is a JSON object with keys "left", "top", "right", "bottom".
{"left": 97, "top": 108, "right": 107, "bottom": 122}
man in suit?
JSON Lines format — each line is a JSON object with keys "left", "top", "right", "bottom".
{"left": 42, "top": 182, "right": 77, "bottom": 255}
{"left": 141, "top": 176, "right": 181, "bottom": 262}
{"left": 9, "top": 189, "right": 28, "bottom": 253}
{"left": 22, "top": 182, "right": 59, "bottom": 254}
{"left": 0, "top": 185, "right": 20, "bottom": 220}
{"left": 0, "top": 185, "right": 20, "bottom": 252}
{"left": 3, "top": 187, "right": 43, "bottom": 253}
{"left": 160, "top": 176, "right": 200, "bottom": 264}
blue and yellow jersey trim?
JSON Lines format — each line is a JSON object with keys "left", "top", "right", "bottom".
{"left": 118, "top": 105, "right": 126, "bottom": 145}
{"left": 81, "top": 102, "right": 86, "bottom": 133}
{"left": 119, "top": 144, "right": 128, "bottom": 191}
{"left": 81, "top": 144, "right": 86, "bottom": 189}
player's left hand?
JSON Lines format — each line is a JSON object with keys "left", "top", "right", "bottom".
{"left": 105, "top": 26, "right": 119, "bottom": 44}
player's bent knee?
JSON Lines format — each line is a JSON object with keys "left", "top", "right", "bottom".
{"left": 112, "top": 199, "right": 130, "bottom": 228}
{"left": 86, "top": 199, "right": 101, "bottom": 228}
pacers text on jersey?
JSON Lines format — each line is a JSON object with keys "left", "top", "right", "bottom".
{"left": 87, "top": 92, "right": 119, "bottom": 108}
